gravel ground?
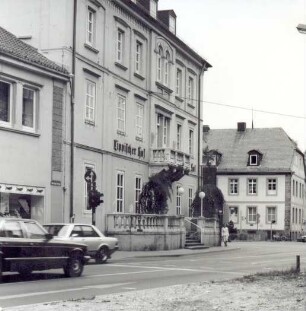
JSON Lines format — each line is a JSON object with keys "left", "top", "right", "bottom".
{"left": 4, "top": 271, "right": 306, "bottom": 311}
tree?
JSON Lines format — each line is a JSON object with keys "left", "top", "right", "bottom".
{"left": 191, "top": 184, "right": 224, "bottom": 218}
{"left": 137, "top": 165, "right": 189, "bottom": 214}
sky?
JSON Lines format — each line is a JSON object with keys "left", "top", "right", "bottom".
{"left": 159, "top": 0, "right": 306, "bottom": 152}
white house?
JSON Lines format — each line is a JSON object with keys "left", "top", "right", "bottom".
{"left": 203, "top": 122, "right": 306, "bottom": 240}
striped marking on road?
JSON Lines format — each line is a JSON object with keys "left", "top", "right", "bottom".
{"left": 0, "top": 282, "right": 133, "bottom": 300}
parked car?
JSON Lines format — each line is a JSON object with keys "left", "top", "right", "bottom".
{"left": 297, "top": 235, "right": 306, "bottom": 242}
{"left": 0, "top": 217, "right": 90, "bottom": 281}
{"left": 272, "top": 234, "right": 290, "bottom": 241}
{"left": 43, "top": 223, "right": 119, "bottom": 263}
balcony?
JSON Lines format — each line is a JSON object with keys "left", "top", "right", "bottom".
{"left": 151, "top": 148, "right": 195, "bottom": 171}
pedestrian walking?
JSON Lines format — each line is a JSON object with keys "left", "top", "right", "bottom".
{"left": 221, "top": 224, "right": 229, "bottom": 247}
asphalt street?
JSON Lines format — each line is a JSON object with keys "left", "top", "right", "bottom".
{"left": 0, "top": 241, "right": 305, "bottom": 308}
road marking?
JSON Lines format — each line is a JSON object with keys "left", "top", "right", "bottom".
{"left": 251, "top": 258, "right": 296, "bottom": 265}
{"left": 108, "top": 264, "right": 205, "bottom": 272}
{"left": 122, "top": 287, "right": 137, "bottom": 290}
{"left": 0, "top": 282, "right": 132, "bottom": 300}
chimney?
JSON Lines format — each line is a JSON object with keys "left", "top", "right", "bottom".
{"left": 203, "top": 125, "right": 210, "bottom": 133}
{"left": 237, "top": 122, "right": 246, "bottom": 132}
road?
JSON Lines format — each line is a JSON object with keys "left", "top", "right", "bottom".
{"left": 0, "top": 241, "right": 305, "bottom": 308}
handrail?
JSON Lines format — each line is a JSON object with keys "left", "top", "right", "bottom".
{"left": 184, "top": 217, "right": 202, "bottom": 231}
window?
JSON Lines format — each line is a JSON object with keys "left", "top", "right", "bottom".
{"left": 188, "top": 188, "right": 193, "bottom": 217}
{"left": 22, "top": 88, "right": 36, "bottom": 130}
{"left": 116, "top": 29, "right": 124, "bottom": 63}
{"left": 117, "top": 94, "right": 126, "bottom": 132}
{"left": 24, "top": 221, "right": 46, "bottom": 239}
{"left": 164, "top": 51, "right": 170, "bottom": 86}
{"left": 116, "top": 171, "right": 124, "bottom": 213}
{"left": 248, "top": 178, "right": 257, "bottom": 195}
{"left": 229, "top": 206, "right": 239, "bottom": 224}
{"left": 156, "top": 113, "right": 170, "bottom": 148}
{"left": 135, "top": 176, "right": 142, "bottom": 213}
{"left": 86, "top": 8, "right": 95, "bottom": 45}
{"left": 176, "top": 186, "right": 182, "bottom": 215}
{"left": 249, "top": 154, "right": 258, "bottom": 166}
{"left": 3, "top": 221, "right": 23, "bottom": 238}
{"left": 188, "top": 77, "right": 194, "bottom": 103}
{"left": 85, "top": 80, "right": 96, "bottom": 123}
{"left": 169, "top": 15, "right": 176, "bottom": 34}
{"left": 135, "top": 41, "right": 142, "bottom": 74}
{"left": 80, "top": 225, "right": 99, "bottom": 237}
{"left": 293, "top": 180, "right": 295, "bottom": 197}
{"left": 157, "top": 46, "right": 163, "bottom": 82}
{"left": 247, "top": 206, "right": 257, "bottom": 223}
{"left": 188, "top": 129, "right": 194, "bottom": 154}
{"left": 135, "top": 103, "right": 144, "bottom": 138}
{"left": 84, "top": 163, "right": 95, "bottom": 210}
{"left": 176, "top": 69, "right": 182, "bottom": 97}
{"left": 150, "top": 0, "right": 157, "bottom": 18}
{"left": 229, "top": 178, "right": 239, "bottom": 195}
{"left": 0, "top": 80, "right": 11, "bottom": 124}
{"left": 267, "top": 206, "right": 276, "bottom": 223}
{"left": 177, "top": 124, "right": 182, "bottom": 150}
{"left": 267, "top": 178, "right": 277, "bottom": 195}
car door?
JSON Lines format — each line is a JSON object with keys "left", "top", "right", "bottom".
{"left": 80, "top": 225, "right": 101, "bottom": 253}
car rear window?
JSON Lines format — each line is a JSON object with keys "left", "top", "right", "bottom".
{"left": 45, "top": 225, "right": 69, "bottom": 237}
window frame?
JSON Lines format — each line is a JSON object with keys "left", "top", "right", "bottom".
{"left": 266, "top": 206, "right": 277, "bottom": 224}
{"left": 135, "top": 102, "right": 144, "bottom": 139}
{"left": 116, "top": 28, "right": 124, "bottom": 63}
{"left": 188, "top": 187, "right": 193, "bottom": 217}
{"left": 229, "top": 206, "right": 239, "bottom": 224}
{"left": 117, "top": 93, "right": 126, "bottom": 133}
{"left": 135, "top": 175, "right": 142, "bottom": 213}
{"left": 85, "top": 79, "right": 96, "bottom": 124}
{"left": 266, "top": 178, "right": 277, "bottom": 196}
{"left": 157, "top": 46, "right": 163, "bottom": 82}
{"left": 188, "top": 129, "right": 194, "bottom": 155}
{"left": 176, "top": 185, "right": 182, "bottom": 215}
{"left": 22, "top": 86, "right": 37, "bottom": 131}
{"left": 188, "top": 76, "right": 194, "bottom": 103}
{"left": 0, "top": 80, "right": 12, "bottom": 127}
{"left": 86, "top": 7, "right": 96, "bottom": 46}
{"left": 247, "top": 206, "right": 257, "bottom": 223}
{"left": 229, "top": 178, "right": 239, "bottom": 195}
{"left": 116, "top": 170, "right": 125, "bottom": 213}
{"left": 176, "top": 68, "right": 182, "bottom": 97}
{"left": 249, "top": 154, "right": 258, "bottom": 166}
{"left": 164, "top": 51, "right": 170, "bottom": 86}
{"left": 176, "top": 123, "right": 182, "bottom": 150}
{"left": 156, "top": 113, "right": 170, "bottom": 148}
{"left": 135, "top": 40, "right": 142, "bottom": 74}
{"left": 247, "top": 178, "right": 257, "bottom": 195}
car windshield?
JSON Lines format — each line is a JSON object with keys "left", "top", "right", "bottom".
{"left": 44, "top": 225, "right": 69, "bottom": 237}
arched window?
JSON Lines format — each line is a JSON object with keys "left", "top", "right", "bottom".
{"left": 164, "top": 51, "right": 170, "bottom": 86}
{"left": 157, "top": 46, "right": 163, "bottom": 82}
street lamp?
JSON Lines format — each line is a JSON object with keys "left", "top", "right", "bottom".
{"left": 198, "top": 191, "right": 205, "bottom": 217}
{"left": 270, "top": 220, "right": 276, "bottom": 241}
{"left": 178, "top": 186, "right": 185, "bottom": 195}
{"left": 218, "top": 209, "right": 223, "bottom": 246}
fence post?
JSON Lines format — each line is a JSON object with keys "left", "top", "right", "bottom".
{"left": 296, "top": 255, "right": 300, "bottom": 273}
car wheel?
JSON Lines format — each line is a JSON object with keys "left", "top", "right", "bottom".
{"left": 64, "top": 256, "right": 84, "bottom": 277}
{"left": 18, "top": 266, "right": 33, "bottom": 278}
{"left": 95, "top": 246, "right": 109, "bottom": 264}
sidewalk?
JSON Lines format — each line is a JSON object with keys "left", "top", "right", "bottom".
{"left": 111, "top": 244, "right": 240, "bottom": 261}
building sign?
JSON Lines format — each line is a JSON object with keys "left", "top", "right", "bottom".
{"left": 113, "top": 140, "right": 145, "bottom": 159}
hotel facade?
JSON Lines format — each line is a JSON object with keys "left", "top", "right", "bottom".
{"left": 0, "top": 0, "right": 211, "bottom": 231}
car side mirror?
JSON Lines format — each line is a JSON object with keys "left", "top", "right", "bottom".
{"left": 45, "top": 233, "right": 53, "bottom": 240}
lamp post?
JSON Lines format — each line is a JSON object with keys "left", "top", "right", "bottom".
{"left": 198, "top": 191, "right": 205, "bottom": 217}
{"left": 218, "top": 209, "right": 223, "bottom": 246}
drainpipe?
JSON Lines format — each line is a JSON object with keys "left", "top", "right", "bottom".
{"left": 70, "top": 0, "right": 77, "bottom": 223}
{"left": 197, "top": 62, "right": 206, "bottom": 190}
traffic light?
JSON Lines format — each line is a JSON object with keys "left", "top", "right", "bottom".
{"left": 88, "top": 190, "right": 104, "bottom": 209}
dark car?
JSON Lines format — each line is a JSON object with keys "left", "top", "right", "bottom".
{"left": 297, "top": 235, "right": 306, "bottom": 242}
{"left": 0, "top": 217, "right": 90, "bottom": 281}
{"left": 44, "top": 223, "right": 119, "bottom": 263}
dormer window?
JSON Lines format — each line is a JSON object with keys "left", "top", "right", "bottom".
{"left": 150, "top": 0, "right": 157, "bottom": 18}
{"left": 247, "top": 150, "right": 263, "bottom": 166}
{"left": 169, "top": 15, "right": 176, "bottom": 34}
{"left": 249, "top": 154, "right": 258, "bottom": 166}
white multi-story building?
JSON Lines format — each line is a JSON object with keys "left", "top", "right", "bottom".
{"left": 203, "top": 122, "right": 306, "bottom": 240}
{"left": 0, "top": 0, "right": 211, "bottom": 231}
{"left": 0, "top": 26, "right": 69, "bottom": 224}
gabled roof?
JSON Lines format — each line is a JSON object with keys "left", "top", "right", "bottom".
{"left": 203, "top": 127, "right": 299, "bottom": 173}
{"left": 0, "top": 26, "right": 69, "bottom": 75}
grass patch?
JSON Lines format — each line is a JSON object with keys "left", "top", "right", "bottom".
{"left": 236, "top": 267, "right": 305, "bottom": 283}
